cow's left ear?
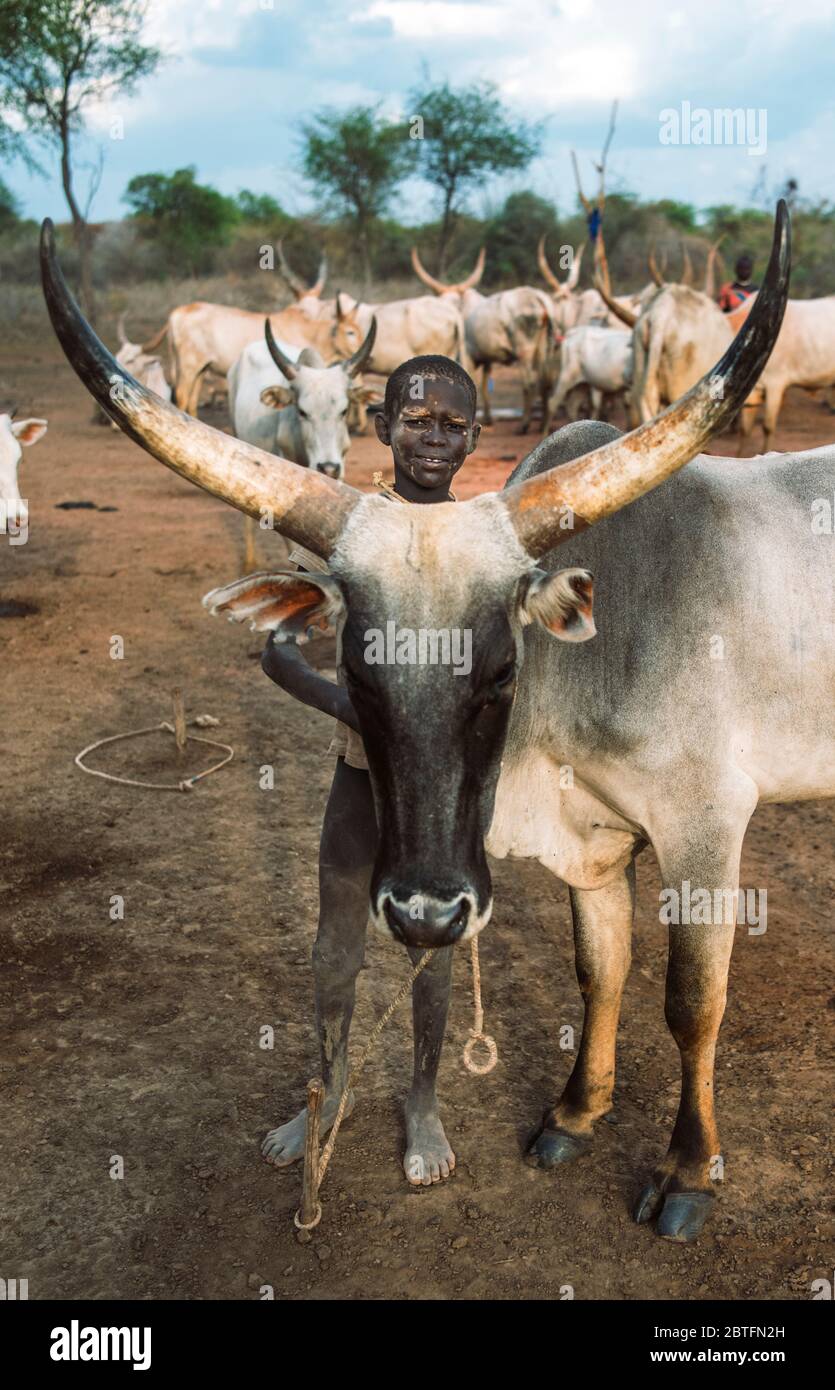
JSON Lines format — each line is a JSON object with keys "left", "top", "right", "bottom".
{"left": 347, "top": 385, "right": 383, "bottom": 406}
{"left": 203, "top": 570, "right": 344, "bottom": 642}
{"left": 12, "top": 418, "right": 48, "bottom": 446}
{"left": 518, "top": 567, "right": 595, "bottom": 643}
{"left": 260, "top": 386, "right": 295, "bottom": 410}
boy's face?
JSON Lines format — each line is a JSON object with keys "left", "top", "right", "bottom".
{"left": 375, "top": 376, "right": 480, "bottom": 494}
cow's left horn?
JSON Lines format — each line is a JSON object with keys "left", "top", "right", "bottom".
{"left": 503, "top": 200, "right": 791, "bottom": 557}
{"left": 40, "top": 218, "right": 361, "bottom": 559}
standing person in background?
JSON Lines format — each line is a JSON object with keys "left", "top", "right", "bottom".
{"left": 718, "top": 255, "right": 759, "bottom": 312}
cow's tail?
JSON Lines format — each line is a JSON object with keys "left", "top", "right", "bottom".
{"left": 141, "top": 320, "right": 169, "bottom": 353}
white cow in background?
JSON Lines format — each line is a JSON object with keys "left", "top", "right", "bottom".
{"left": 544, "top": 326, "right": 634, "bottom": 433}
{"left": 228, "top": 317, "right": 379, "bottom": 479}
{"left": 114, "top": 314, "right": 170, "bottom": 405}
{"left": 0, "top": 412, "right": 48, "bottom": 537}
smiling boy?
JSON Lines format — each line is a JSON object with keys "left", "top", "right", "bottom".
{"left": 259, "top": 355, "right": 480, "bottom": 1185}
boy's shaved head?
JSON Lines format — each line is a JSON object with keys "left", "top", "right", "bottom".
{"left": 385, "top": 354, "right": 477, "bottom": 422}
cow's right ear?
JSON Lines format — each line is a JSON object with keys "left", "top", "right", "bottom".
{"left": 259, "top": 385, "right": 295, "bottom": 410}
{"left": 202, "top": 570, "right": 344, "bottom": 642}
{"left": 518, "top": 567, "right": 596, "bottom": 642}
{"left": 12, "top": 418, "right": 48, "bottom": 446}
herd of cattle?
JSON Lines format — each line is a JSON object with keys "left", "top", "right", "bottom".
{"left": 94, "top": 230, "right": 835, "bottom": 484}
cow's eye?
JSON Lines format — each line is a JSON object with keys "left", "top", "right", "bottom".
{"left": 493, "top": 662, "right": 515, "bottom": 688}
{"left": 298, "top": 408, "right": 308, "bottom": 420}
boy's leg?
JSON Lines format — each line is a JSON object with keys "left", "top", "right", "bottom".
{"left": 262, "top": 758, "right": 376, "bottom": 1166}
{"left": 404, "top": 944, "right": 456, "bottom": 1185}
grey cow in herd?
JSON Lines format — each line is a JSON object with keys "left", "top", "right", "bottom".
{"left": 42, "top": 204, "right": 830, "bottom": 1243}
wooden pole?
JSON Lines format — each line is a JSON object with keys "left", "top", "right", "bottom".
{"left": 172, "top": 688, "right": 187, "bottom": 761}
{"left": 296, "top": 1077, "right": 324, "bottom": 1239}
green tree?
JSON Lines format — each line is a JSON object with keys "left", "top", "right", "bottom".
{"left": 486, "top": 190, "right": 558, "bottom": 283}
{"left": 236, "top": 189, "right": 285, "bottom": 223}
{"left": 299, "top": 104, "right": 414, "bottom": 290}
{"left": 0, "top": 0, "right": 162, "bottom": 323}
{"left": 408, "top": 79, "right": 542, "bottom": 273}
{"left": 124, "top": 166, "right": 241, "bottom": 275}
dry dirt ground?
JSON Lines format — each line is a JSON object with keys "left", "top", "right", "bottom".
{"left": 1, "top": 331, "right": 833, "bottom": 1302}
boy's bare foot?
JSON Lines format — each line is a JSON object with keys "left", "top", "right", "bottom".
{"left": 403, "top": 1094, "right": 456, "bottom": 1185}
{"left": 262, "top": 1088, "right": 355, "bottom": 1167}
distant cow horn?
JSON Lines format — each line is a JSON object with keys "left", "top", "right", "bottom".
{"left": 680, "top": 243, "right": 694, "bottom": 286}
{"left": 40, "top": 219, "right": 360, "bottom": 559}
{"left": 539, "top": 237, "right": 583, "bottom": 294}
{"left": 411, "top": 246, "right": 452, "bottom": 295}
{"left": 309, "top": 254, "right": 327, "bottom": 298}
{"left": 277, "top": 240, "right": 328, "bottom": 300}
{"left": 339, "top": 315, "right": 377, "bottom": 377}
{"left": 648, "top": 249, "right": 666, "bottom": 287}
{"left": 537, "top": 234, "right": 562, "bottom": 293}
{"left": 504, "top": 201, "right": 790, "bottom": 557}
{"left": 264, "top": 318, "right": 298, "bottom": 380}
{"left": 276, "top": 241, "right": 308, "bottom": 300}
{"left": 457, "top": 246, "right": 486, "bottom": 290}
{"left": 704, "top": 233, "right": 726, "bottom": 298}
{"left": 593, "top": 274, "right": 638, "bottom": 329}
{"left": 411, "top": 245, "right": 485, "bottom": 295}
{"left": 566, "top": 243, "right": 584, "bottom": 291}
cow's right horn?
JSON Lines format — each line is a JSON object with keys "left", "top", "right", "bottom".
{"left": 411, "top": 246, "right": 451, "bottom": 295}
{"left": 40, "top": 219, "right": 360, "bottom": 559}
{"left": 504, "top": 201, "right": 791, "bottom": 557}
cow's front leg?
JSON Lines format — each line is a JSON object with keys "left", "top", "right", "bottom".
{"left": 403, "top": 945, "right": 455, "bottom": 1185}
{"left": 528, "top": 861, "right": 634, "bottom": 1167}
{"left": 635, "top": 811, "right": 749, "bottom": 1241}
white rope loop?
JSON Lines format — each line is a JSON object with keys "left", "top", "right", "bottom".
{"left": 74, "top": 718, "right": 233, "bottom": 792}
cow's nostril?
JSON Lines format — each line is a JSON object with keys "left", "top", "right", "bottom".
{"left": 317, "top": 462, "right": 342, "bottom": 478}
{"left": 382, "top": 893, "right": 471, "bottom": 945}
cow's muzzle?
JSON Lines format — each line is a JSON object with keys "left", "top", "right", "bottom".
{"left": 373, "top": 888, "right": 490, "bottom": 948}
{"left": 316, "top": 461, "right": 343, "bottom": 479}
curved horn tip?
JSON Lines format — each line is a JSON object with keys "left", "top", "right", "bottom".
{"left": 264, "top": 317, "right": 297, "bottom": 378}
{"left": 344, "top": 314, "right": 377, "bottom": 376}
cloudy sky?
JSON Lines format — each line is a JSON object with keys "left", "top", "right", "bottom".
{"left": 5, "top": 0, "right": 834, "bottom": 224}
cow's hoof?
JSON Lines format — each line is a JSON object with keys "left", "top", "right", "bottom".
{"left": 633, "top": 1183, "right": 665, "bottom": 1224}
{"left": 656, "top": 1191, "right": 715, "bottom": 1242}
{"left": 525, "top": 1127, "right": 591, "bottom": 1169}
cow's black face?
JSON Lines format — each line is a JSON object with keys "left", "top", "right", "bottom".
{"left": 205, "top": 495, "right": 597, "bottom": 951}
{"left": 339, "top": 583, "right": 519, "bottom": 948}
